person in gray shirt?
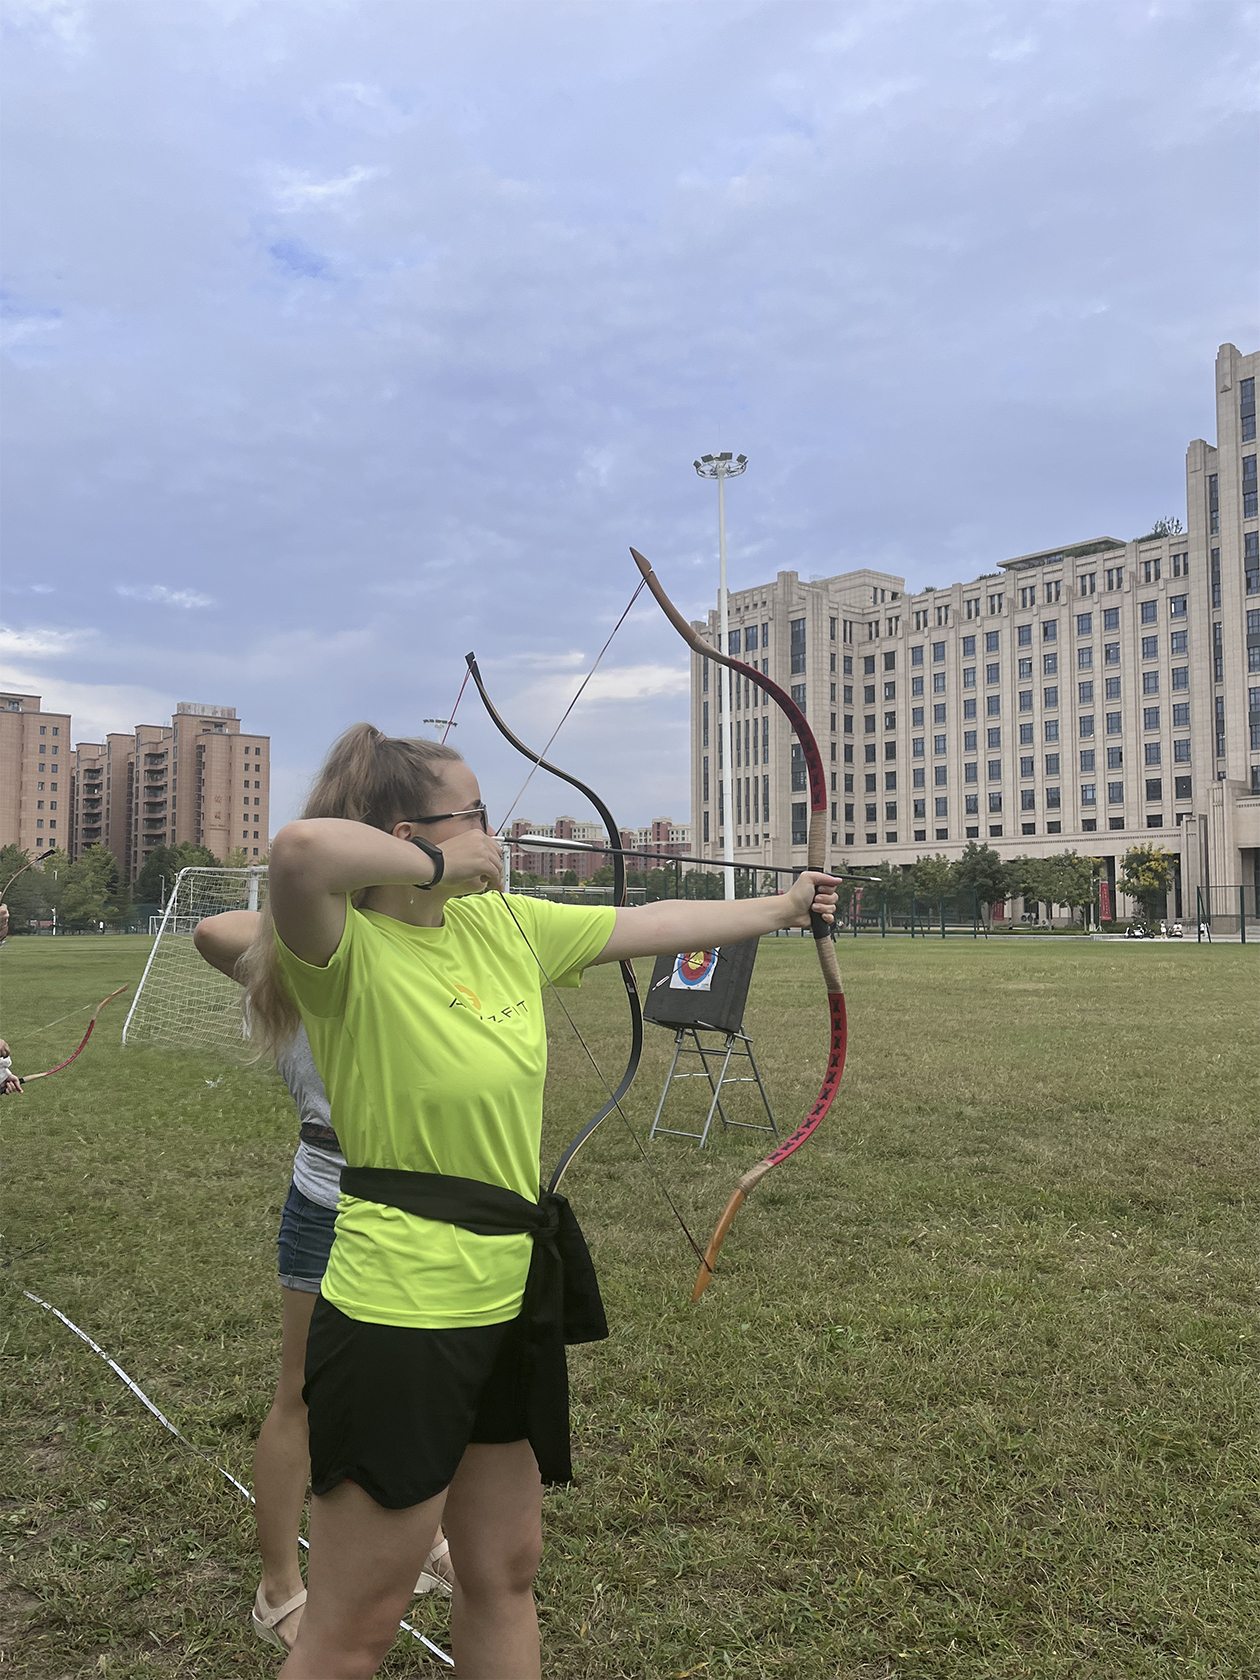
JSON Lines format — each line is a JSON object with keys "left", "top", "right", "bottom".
{"left": 194, "top": 911, "right": 454, "bottom": 1652}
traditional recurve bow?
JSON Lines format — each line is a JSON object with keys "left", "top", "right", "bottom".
{"left": 16, "top": 985, "right": 131, "bottom": 1085}
{"left": 463, "top": 653, "right": 645, "bottom": 1192}
{"left": 628, "top": 547, "right": 849, "bottom": 1301}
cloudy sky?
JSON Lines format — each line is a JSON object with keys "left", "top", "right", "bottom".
{"left": 3, "top": 0, "right": 1257, "bottom": 832}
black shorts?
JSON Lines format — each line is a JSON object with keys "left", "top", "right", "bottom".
{"left": 303, "top": 1297, "right": 531, "bottom": 1510}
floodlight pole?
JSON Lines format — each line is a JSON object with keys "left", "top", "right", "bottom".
{"left": 695, "top": 451, "right": 747, "bottom": 901}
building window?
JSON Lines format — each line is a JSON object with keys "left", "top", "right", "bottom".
{"left": 930, "top": 704, "right": 944, "bottom": 726}
{"left": 1242, "top": 376, "right": 1257, "bottom": 442}
{"left": 1043, "top": 620, "right": 1057, "bottom": 642}
{"left": 965, "top": 596, "right": 980, "bottom": 619}
{"left": 791, "top": 684, "right": 807, "bottom": 709}
{"left": 936, "top": 604, "right": 950, "bottom": 626}
{"left": 1045, "top": 719, "right": 1059, "bottom": 742}
{"left": 1076, "top": 612, "right": 1092, "bottom": 637}
{"left": 1105, "top": 566, "right": 1123, "bottom": 591}
{"left": 1105, "top": 712, "right": 1122, "bottom": 735}
{"left": 934, "top": 734, "right": 947, "bottom": 755}
{"left": 963, "top": 666, "right": 976, "bottom": 689}
{"left": 1107, "top": 746, "right": 1123, "bottom": 770}
{"left": 1141, "top": 635, "right": 1158, "bottom": 660}
{"left": 1211, "top": 547, "right": 1222, "bottom": 609}
{"left": 1020, "top": 755, "right": 1034, "bottom": 776}
{"left": 1019, "top": 586, "right": 1035, "bottom": 610}
{"left": 1143, "top": 671, "right": 1159, "bottom": 695}
{"left": 1108, "top": 782, "right": 1124, "bottom": 804}
{"left": 988, "top": 727, "right": 1002, "bottom": 749}
{"left": 1140, "top": 599, "right": 1157, "bottom": 625}
{"left": 964, "top": 729, "right": 977, "bottom": 751}
{"left": 988, "top": 593, "right": 1003, "bottom": 615}
{"left": 932, "top": 641, "right": 946, "bottom": 663}
{"left": 1246, "top": 531, "right": 1260, "bottom": 595}
{"left": 1078, "top": 646, "right": 1093, "bottom": 670}
{"left": 1017, "top": 623, "right": 1032, "bottom": 646}
{"left": 964, "top": 761, "right": 978, "bottom": 783}
{"left": 1044, "top": 581, "right": 1061, "bottom": 604}
{"left": 986, "top": 695, "right": 1001, "bottom": 716}
{"left": 1144, "top": 705, "right": 1160, "bottom": 729}
{"left": 1175, "top": 775, "right": 1193, "bottom": 799}
{"left": 988, "top": 759, "right": 1002, "bottom": 781}
{"left": 1080, "top": 749, "right": 1095, "bottom": 772}
{"left": 1019, "top": 690, "right": 1033, "bottom": 712}
{"left": 1169, "top": 630, "right": 1188, "bottom": 657}
{"left": 1171, "top": 551, "right": 1189, "bottom": 577}
{"left": 1043, "top": 652, "right": 1058, "bottom": 676}
{"left": 1172, "top": 702, "right": 1190, "bottom": 728}
{"left": 988, "top": 793, "right": 1002, "bottom": 813}
{"left": 985, "top": 661, "right": 1000, "bottom": 684}
{"left": 791, "top": 802, "right": 807, "bottom": 845}
{"left": 1043, "top": 687, "right": 1058, "bottom": 709}
{"left": 1078, "top": 573, "right": 1096, "bottom": 596}
{"left": 1081, "top": 783, "right": 1096, "bottom": 805}
{"left": 936, "top": 797, "right": 948, "bottom": 817}
{"left": 1141, "top": 558, "right": 1162, "bottom": 584}
{"left": 963, "top": 698, "right": 977, "bottom": 720}
{"left": 1021, "top": 789, "right": 1035, "bottom": 811}
{"left": 1208, "top": 472, "right": 1219, "bottom": 533}
{"left": 1079, "top": 681, "right": 1094, "bottom": 704}
{"left": 1174, "top": 738, "right": 1192, "bottom": 762}
{"left": 1244, "top": 453, "right": 1257, "bottom": 519}
{"left": 1145, "top": 742, "right": 1162, "bottom": 766}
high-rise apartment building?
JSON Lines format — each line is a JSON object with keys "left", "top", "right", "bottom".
{"left": 0, "top": 692, "right": 72, "bottom": 853}
{"left": 69, "top": 702, "right": 271, "bottom": 883}
{"left": 689, "top": 343, "right": 1259, "bottom": 906}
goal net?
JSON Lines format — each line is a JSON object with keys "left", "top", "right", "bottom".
{"left": 123, "top": 867, "right": 269, "bottom": 1062}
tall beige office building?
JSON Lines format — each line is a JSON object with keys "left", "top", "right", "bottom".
{"left": 0, "top": 692, "right": 72, "bottom": 853}
{"left": 688, "top": 343, "right": 1259, "bottom": 907}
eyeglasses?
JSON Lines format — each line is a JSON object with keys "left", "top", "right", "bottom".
{"left": 405, "top": 802, "right": 489, "bottom": 833}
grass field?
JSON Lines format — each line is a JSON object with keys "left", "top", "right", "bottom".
{"left": 2, "top": 931, "right": 1257, "bottom": 1679}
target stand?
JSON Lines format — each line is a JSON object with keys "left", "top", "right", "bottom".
{"left": 643, "top": 939, "right": 777, "bottom": 1150}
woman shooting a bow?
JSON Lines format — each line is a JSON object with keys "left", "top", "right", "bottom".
{"left": 248, "top": 722, "right": 837, "bottom": 1679}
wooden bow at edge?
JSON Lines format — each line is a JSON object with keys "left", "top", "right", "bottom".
{"left": 628, "top": 547, "right": 849, "bottom": 1301}
{"left": 17, "top": 985, "right": 131, "bottom": 1084}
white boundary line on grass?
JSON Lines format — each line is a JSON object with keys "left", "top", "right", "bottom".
{"left": 21, "top": 1290, "right": 455, "bottom": 1668}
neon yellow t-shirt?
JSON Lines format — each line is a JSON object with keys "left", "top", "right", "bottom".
{"left": 275, "top": 893, "right": 616, "bottom": 1329}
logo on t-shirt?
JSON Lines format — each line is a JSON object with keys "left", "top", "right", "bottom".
{"left": 449, "top": 983, "right": 529, "bottom": 1026}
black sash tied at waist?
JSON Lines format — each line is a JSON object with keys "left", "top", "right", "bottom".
{"left": 339, "top": 1166, "right": 609, "bottom": 1485}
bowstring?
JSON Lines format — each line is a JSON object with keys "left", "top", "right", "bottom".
{"left": 496, "top": 579, "right": 647, "bottom": 835}
{"left": 437, "top": 667, "right": 472, "bottom": 745}
{"left": 497, "top": 891, "right": 707, "bottom": 1269}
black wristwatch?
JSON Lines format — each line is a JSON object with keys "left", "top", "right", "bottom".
{"left": 409, "top": 836, "right": 445, "bottom": 889}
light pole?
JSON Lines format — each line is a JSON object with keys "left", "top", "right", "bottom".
{"left": 694, "top": 451, "right": 747, "bottom": 901}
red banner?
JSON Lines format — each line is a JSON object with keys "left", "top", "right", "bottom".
{"left": 1100, "top": 881, "right": 1112, "bottom": 922}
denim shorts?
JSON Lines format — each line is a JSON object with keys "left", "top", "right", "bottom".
{"left": 276, "top": 1180, "right": 337, "bottom": 1293}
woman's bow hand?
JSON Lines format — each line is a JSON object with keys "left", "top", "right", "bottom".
{"left": 780, "top": 870, "right": 842, "bottom": 929}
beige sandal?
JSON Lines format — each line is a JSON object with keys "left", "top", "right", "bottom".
{"left": 414, "top": 1536, "right": 456, "bottom": 1597}
{"left": 251, "top": 1582, "right": 308, "bottom": 1650}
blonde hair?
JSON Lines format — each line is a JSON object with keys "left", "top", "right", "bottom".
{"left": 239, "top": 723, "right": 462, "bottom": 1057}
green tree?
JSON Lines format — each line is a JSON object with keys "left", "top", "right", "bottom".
{"left": 1040, "top": 850, "right": 1100, "bottom": 925}
{"left": 952, "top": 841, "right": 1010, "bottom": 912}
{"left": 560, "top": 869, "right": 579, "bottom": 886}
{"left": 1, "top": 845, "right": 47, "bottom": 931}
{"left": 908, "top": 853, "right": 956, "bottom": 904}
{"left": 1118, "top": 843, "right": 1175, "bottom": 927}
{"left": 134, "top": 843, "right": 219, "bottom": 905}
{"left": 57, "top": 845, "right": 120, "bottom": 930}
{"left": 221, "top": 846, "right": 249, "bottom": 870}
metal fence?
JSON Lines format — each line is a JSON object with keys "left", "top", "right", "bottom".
{"left": 1194, "top": 883, "right": 1260, "bottom": 943}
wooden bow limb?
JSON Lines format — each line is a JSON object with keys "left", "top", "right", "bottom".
{"left": 17, "top": 985, "right": 130, "bottom": 1084}
{"left": 627, "top": 546, "right": 849, "bottom": 1301}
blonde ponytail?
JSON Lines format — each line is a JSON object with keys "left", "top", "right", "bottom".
{"left": 239, "top": 723, "right": 462, "bottom": 1057}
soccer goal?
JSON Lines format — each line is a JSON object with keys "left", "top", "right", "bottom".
{"left": 123, "top": 867, "right": 268, "bottom": 1061}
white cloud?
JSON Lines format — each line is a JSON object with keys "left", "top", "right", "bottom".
{"left": 270, "top": 165, "right": 385, "bottom": 212}
{"left": 0, "top": 624, "right": 93, "bottom": 658}
{"left": 115, "top": 584, "right": 213, "bottom": 609}
{"left": 0, "top": 661, "right": 172, "bottom": 743}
